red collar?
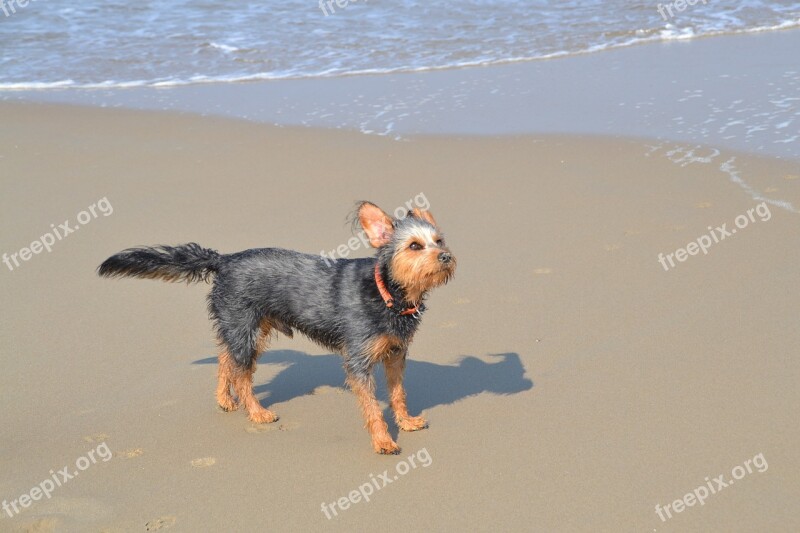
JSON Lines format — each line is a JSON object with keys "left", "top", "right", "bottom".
{"left": 374, "top": 263, "right": 420, "bottom": 316}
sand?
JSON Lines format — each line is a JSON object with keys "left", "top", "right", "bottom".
{"left": 1, "top": 100, "right": 799, "bottom": 532}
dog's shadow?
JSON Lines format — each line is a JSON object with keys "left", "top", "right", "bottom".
{"left": 192, "top": 351, "right": 533, "bottom": 416}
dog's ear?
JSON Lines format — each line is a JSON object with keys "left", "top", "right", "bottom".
{"left": 408, "top": 208, "right": 437, "bottom": 226}
{"left": 358, "top": 202, "right": 394, "bottom": 247}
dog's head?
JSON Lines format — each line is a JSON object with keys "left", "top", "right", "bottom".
{"left": 357, "top": 201, "right": 456, "bottom": 302}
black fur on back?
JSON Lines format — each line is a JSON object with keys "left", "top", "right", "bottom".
{"left": 212, "top": 248, "right": 423, "bottom": 372}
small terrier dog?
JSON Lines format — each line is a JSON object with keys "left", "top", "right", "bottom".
{"left": 98, "top": 202, "right": 456, "bottom": 454}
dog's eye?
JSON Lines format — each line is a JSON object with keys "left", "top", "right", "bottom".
{"left": 436, "top": 239, "right": 444, "bottom": 246}
{"left": 409, "top": 242, "right": 423, "bottom": 251}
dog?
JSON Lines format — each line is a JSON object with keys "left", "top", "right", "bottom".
{"left": 98, "top": 201, "right": 456, "bottom": 454}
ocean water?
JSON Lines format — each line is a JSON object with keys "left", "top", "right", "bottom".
{"left": 1, "top": 0, "right": 799, "bottom": 89}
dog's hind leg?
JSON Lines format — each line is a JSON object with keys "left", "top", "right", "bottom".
{"left": 232, "top": 366, "right": 278, "bottom": 424}
{"left": 231, "top": 320, "right": 279, "bottom": 424}
{"left": 216, "top": 349, "right": 238, "bottom": 412}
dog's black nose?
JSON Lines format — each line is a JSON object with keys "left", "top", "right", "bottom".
{"left": 438, "top": 252, "right": 452, "bottom": 264}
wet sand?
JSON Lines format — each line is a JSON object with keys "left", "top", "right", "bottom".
{"left": 5, "top": 29, "right": 800, "bottom": 160}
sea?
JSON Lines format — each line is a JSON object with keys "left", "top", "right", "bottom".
{"left": 1, "top": 0, "right": 798, "bottom": 89}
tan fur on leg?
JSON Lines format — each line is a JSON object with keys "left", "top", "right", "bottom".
{"left": 216, "top": 349, "right": 237, "bottom": 412}
{"left": 346, "top": 373, "right": 399, "bottom": 454}
{"left": 233, "top": 363, "right": 278, "bottom": 424}
{"left": 385, "top": 353, "right": 427, "bottom": 431}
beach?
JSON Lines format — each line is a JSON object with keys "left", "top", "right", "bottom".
{"left": 2, "top": 1, "right": 800, "bottom": 530}
{"left": 1, "top": 88, "right": 799, "bottom": 531}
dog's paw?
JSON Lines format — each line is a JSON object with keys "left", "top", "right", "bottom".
{"left": 372, "top": 437, "right": 401, "bottom": 455}
{"left": 248, "top": 409, "right": 279, "bottom": 424}
{"left": 217, "top": 396, "right": 238, "bottom": 412}
{"left": 397, "top": 416, "right": 428, "bottom": 432}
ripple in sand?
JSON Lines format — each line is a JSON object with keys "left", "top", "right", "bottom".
{"left": 145, "top": 516, "right": 177, "bottom": 531}
{"left": 245, "top": 424, "right": 278, "bottom": 434}
{"left": 118, "top": 448, "right": 144, "bottom": 459}
{"left": 83, "top": 433, "right": 109, "bottom": 443}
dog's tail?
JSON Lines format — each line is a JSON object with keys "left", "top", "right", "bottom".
{"left": 98, "top": 243, "right": 221, "bottom": 283}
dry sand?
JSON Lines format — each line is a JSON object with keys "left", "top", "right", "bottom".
{"left": 1, "top": 102, "right": 799, "bottom": 532}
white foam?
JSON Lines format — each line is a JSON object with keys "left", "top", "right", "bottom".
{"left": 719, "top": 157, "right": 798, "bottom": 213}
{"left": 208, "top": 42, "right": 240, "bottom": 53}
{"left": 2, "top": 16, "right": 799, "bottom": 91}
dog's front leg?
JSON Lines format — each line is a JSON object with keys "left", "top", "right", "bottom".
{"left": 346, "top": 370, "right": 399, "bottom": 455}
{"left": 384, "top": 351, "right": 427, "bottom": 432}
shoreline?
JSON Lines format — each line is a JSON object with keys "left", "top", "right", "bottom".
{"left": 2, "top": 29, "right": 799, "bottom": 161}
{"left": 2, "top": 22, "right": 799, "bottom": 90}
